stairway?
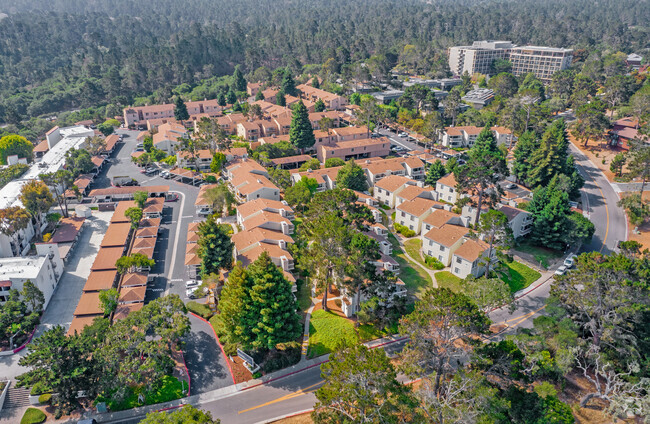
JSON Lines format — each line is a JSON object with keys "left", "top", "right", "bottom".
{"left": 3, "top": 386, "right": 30, "bottom": 409}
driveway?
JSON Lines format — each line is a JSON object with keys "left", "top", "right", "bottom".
{"left": 0, "top": 211, "right": 112, "bottom": 380}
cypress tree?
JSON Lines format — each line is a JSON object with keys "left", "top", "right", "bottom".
{"left": 197, "top": 218, "right": 233, "bottom": 276}
{"left": 425, "top": 160, "right": 447, "bottom": 186}
{"left": 232, "top": 65, "right": 246, "bottom": 92}
{"left": 336, "top": 160, "right": 368, "bottom": 192}
{"left": 512, "top": 131, "right": 539, "bottom": 183}
{"left": 289, "top": 101, "right": 315, "bottom": 150}
{"left": 281, "top": 68, "right": 297, "bottom": 96}
{"left": 174, "top": 96, "right": 189, "bottom": 122}
{"left": 216, "top": 262, "right": 252, "bottom": 346}
{"left": 526, "top": 120, "right": 568, "bottom": 188}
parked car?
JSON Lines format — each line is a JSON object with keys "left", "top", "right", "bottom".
{"left": 186, "top": 288, "right": 199, "bottom": 299}
{"left": 160, "top": 170, "right": 171, "bottom": 179}
{"left": 506, "top": 183, "right": 517, "bottom": 189}
{"left": 185, "top": 280, "right": 200, "bottom": 289}
{"left": 554, "top": 265, "right": 567, "bottom": 276}
{"left": 399, "top": 132, "right": 408, "bottom": 137}
{"left": 165, "top": 193, "right": 179, "bottom": 202}
{"left": 563, "top": 255, "right": 576, "bottom": 268}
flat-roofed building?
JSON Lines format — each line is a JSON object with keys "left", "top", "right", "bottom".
{"left": 0, "top": 252, "right": 63, "bottom": 309}
{"left": 317, "top": 137, "right": 390, "bottom": 162}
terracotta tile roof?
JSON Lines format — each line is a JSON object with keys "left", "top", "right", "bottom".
{"left": 185, "top": 252, "right": 201, "bottom": 266}
{"left": 195, "top": 184, "right": 219, "bottom": 206}
{"left": 73, "top": 174, "right": 93, "bottom": 191}
{"left": 177, "top": 149, "right": 213, "bottom": 160}
{"left": 374, "top": 175, "right": 411, "bottom": 193}
{"left": 454, "top": 239, "right": 489, "bottom": 262}
{"left": 135, "top": 226, "right": 158, "bottom": 238}
{"left": 131, "top": 151, "right": 145, "bottom": 159}
{"left": 232, "top": 228, "right": 294, "bottom": 251}
{"left": 270, "top": 155, "right": 313, "bottom": 165}
{"left": 186, "top": 243, "right": 200, "bottom": 255}
{"left": 423, "top": 224, "right": 469, "bottom": 247}
{"left": 490, "top": 126, "right": 512, "bottom": 134}
{"left": 423, "top": 209, "right": 461, "bottom": 229}
{"left": 321, "top": 137, "right": 389, "bottom": 152}
{"left": 83, "top": 270, "right": 118, "bottom": 292}
{"left": 133, "top": 236, "right": 157, "bottom": 249}
{"left": 121, "top": 272, "right": 148, "bottom": 287}
{"left": 130, "top": 247, "right": 154, "bottom": 259}
{"left": 91, "top": 156, "right": 105, "bottom": 167}
{"left": 50, "top": 217, "right": 85, "bottom": 243}
{"left": 396, "top": 185, "right": 434, "bottom": 202}
{"left": 437, "top": 173, "right": 457, "bottom": 188}
{"left": 74, "top": 292, "right": 103, "bottom": 316}
{"left": 237, "top": 243, "right": 292, "bottom": 267}
{"left": 91, "top": 246, "right": 126, "bottom": 271}
{"left": 104, "top": 134, "right": 120, "bottom": 151}
{"left": 331, "top": 126, "right": 370, "bottom": 137}
{"left": 187, "top": 230, "right": 199, "bottom": 243}
{"left": 242, "top": 211, "right": 292, "bottom": 231}
{"left": 33, "top": 139, "right": 50, "bottom": 153}
{"left": 396, "top": 198, "right": 439, "bottom": 217}
{"left": 119, "top": 286, "right": 146, "bottom": 303}
{"left": 143, "top": 197, "right": 164, "bottom": 214}
{"left": 188, "top": 222, "right": 201, "bottom": 232}
{"left": 111, "top": 201, "right": 136, "bottom": 223}
{"left": 67, "top": 315, "right": 101, "bottom": 336}
{"left": 100, "top": 222, "right": 132, "bottom": 247}
{"left": 139, "top": 218, "right": 161, "bottom": 228}
{"left": 236, "top": 198, "right": 293, "bottom": 220}
{"left": 113, "top": 303, "right": 143, "bottom": 320}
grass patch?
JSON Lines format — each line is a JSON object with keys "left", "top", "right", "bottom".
{"left": 499, "top": 261, "right": 541, "bottom": 293}
{"left": 21, "top": 408, "right": 46, "bottom": 424}
{"left": 435, "top": 271, "right": 463, "bottom": 293}
{"left": 513, "top": 241, "right": 562, "bottom": 269}
{"left": 380, "top": 204, "right": 391, "bottom": 211}
{"left": 296, "top": 280, "right": 313, "bottom": 314}
{"left": 186, "top": 301, "right": 213, "bottom": 319}
{"left": 387, "top": 233, "right": 432, "bottom": 298}
{"left": 403, "top": 239, "right": 425, "bottom": 266}
{"left": 358, "top": 321, "right": 399, "bottom": 342}
{"left": 99, "top": 375, "right": 186, "bottom": 411}
{"left": 308, "top": 310, "right": 357, "bottom": 358}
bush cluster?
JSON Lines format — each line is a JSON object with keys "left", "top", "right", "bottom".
{"left": 424, "top": 255, "right": 445, "bottom": 270}
{"left": 393, "top": 223, "right": 416, "bottom": 238}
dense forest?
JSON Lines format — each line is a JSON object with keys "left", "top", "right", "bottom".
{"left": 0, "top": 0, "right": 648, "bottom": 124}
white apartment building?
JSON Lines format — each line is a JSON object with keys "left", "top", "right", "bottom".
{"left": 448, "top": 40, "right": 573, "bottom": 83}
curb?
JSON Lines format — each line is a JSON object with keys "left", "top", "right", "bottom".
{"left": 255, "top": 409, "right": 314, "bottom": 424}
{"left": 188, "top": 312, "right": 237, "bottom": 385}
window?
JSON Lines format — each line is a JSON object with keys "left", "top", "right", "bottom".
{"left": 438, "top": 255, "right": 443, "bottom": 261}
{"left": 456, "top": 257, "right": 462, "bottom": 264}
{"left": 454, "top": 267, "right": 460, "bottom": 274}
{"left": 401, "top": 211, "right": 405, "bottom": 217}
{"left": 409, "top": 225, "right": 414, "bottom": 230}
{"left": 440, "top": 246, "right": 445, "bottom": 252}
{"left": 425, "top": 225, "right": 430, "bottom": 230}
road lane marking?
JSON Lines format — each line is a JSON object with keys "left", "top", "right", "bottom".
{"left": 238, "top": 381, "right": 324, "bottom": 414}
{"left": 494, "top": 305, "right": 547, "bottom": 327}
{"left": 165, "top": 191, "right": 186, "bottom": 290}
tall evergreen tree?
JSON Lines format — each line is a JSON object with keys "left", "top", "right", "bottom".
{"left": 314, "top": 98, "right": 326, "bottom": 112}
{"left": 425, "top": 160, "right": 446, "bottom": 186}
{"left": 281, "top": 67, "right": 297, "bottom": 96}
{"left": 215, "top": 263, "right": 252, "bottom": 347}
{"left": 244, "top": 252, "right": 301, "bottom": 350}
{"left": 311, "top": 76, "right": 320, "bottom": 89}
{"left": 335, "top": 160, "right": 368, "bottom": 191}
{"left": 232, "top": 65, "right": 246, "bottom": 92}
{"left": 512, "top": 131, "right": 539, "bottom": 183}
{"left": 527, "top": 176, "right": 573, "bottom": 250}
{"left": 254, "top": 90, "right": 264, "bottom": 101}
{"left": 289, "top": 101, "right": 315, "bottom": 150}
{"left": 526, "top": 119, "right": 569, "bottom": 188}
{"left": 217, "top": 93, "right": 226, "bottom": 107}
{"left": 455, "top": 127, "right": 508, "bottom": 224}
{"left": 276, "top": 91, "right": 286, "bottom": 106}
{"left": 197, "top": 218, "right": 233, "bottom": 276}
{"left": 173, "top": 96, "right": 189, "bottom": 123}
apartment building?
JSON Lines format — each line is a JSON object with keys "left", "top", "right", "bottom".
{"left": 373, "top": 175, "right": 412, "bottom": 208}
{"left": 0, "top": 248, "right": 64, "bottom": 308}
{"left": 448, "top": 40, "right": 573, "bottom": 83}
{"left": 229, "top": 168, "right": 280, "bottom": 202}
{"left": 462, "top": 89, "right": 495, "bottom": 109}
{"left": 215, "top": 114, "right": 247, "bottom": 135}
{"left": 439, "top": 125, "right": 514, "bottom": 148}
{"left": 451, "top": 239, "right": 494, "bottom": 279}
{"left": 364, "top": 156, "right": 426, "bottom": 185}
{"left": 394, "top": 184, "right": 436, "bottom": 208}
{"left": 395, "top": 198, "right": 443, "bottom": 234}
{"left": 497, "top": 204, "right": 533, "bottom": 239}
{"left": 422, "top": 224, "right": 469, "bottom": 267}
{"left": 123, "top": 99, "right": 225, "bottom": 128}
{"left": 317, "top": 137, "right": 391, "bottom": 162}
{"left": 296, "top": 84, "right": 348, "bottom": 110}
{"left": 290, "top": 167, "right": 342, "bottom": 192}
{"left": 152, "top": 122, "right": 188, "bottom": 154}
{"left": 435, "top": 174, "right": 460, "bottom": 204}
{"left": 236, "top": 199, "right": 294, "bottom": 226}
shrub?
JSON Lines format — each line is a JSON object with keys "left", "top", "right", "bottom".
{"left": 393, "top": 222, "right": 416, "bottom": 238}
{"left": 261, "top": 341, "right": 301, "bottom": 373}
{"left": 38, "top": 394, "right": 52, "bottom": 404}
{"left": 334, "top": 299, "right": 342, "bottom": 307}
{"left": 222, "top": 342, "right": 238, "bottom": 356}
{"left": 42, "top": 233, "right": 52, "bottom": 243}
{"left": 205, "top": 175, "right": 217, "bottom": 183}
{"left": 20, "top": 408, "right": 46, "bottom": 424}
{"left": 186, "top": 301, "right": 213, "bottom": 319}
{"left": 30, "top": 382, "right": 49, "bottom": 396}
{"left": 424, "top": 255, "right": 445, "bottom": 270}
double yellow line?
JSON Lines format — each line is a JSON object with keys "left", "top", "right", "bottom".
{"left": 238, "top": 381, "right": 324, "bottom": 414}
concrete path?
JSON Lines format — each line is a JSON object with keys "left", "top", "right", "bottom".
{"left": 396, "top": 236, "right": 438, "bottom": 287}
{"left": 299, "top": 303, "right": 316, "bottom": 362}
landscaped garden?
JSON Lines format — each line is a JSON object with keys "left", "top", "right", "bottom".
{"left": 387, "top": 233, "right": 432, "bottom": 298}
{"left": 513, "top": 241, "right": 563, "bottom": 269}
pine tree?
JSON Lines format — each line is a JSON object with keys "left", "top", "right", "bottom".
{"left": 335, "top": 160, "right": 368, "bottom": 191}
{"left": 526, "top": 120, "right": 569, "bottom": 188}
{"left": 174, "top": 96, "right": 189, "bottom": 123}
{"left": 217, "top": 93, "right": 226, "bottom": 106}
{"left": 198, "top": 218, "right": 233, "bottom": 276}
{"left": 244, "top": 252, "right": 301, "bottom": 350}
{"left": 255, "top": 90, "right": 264, "bottom": 101}
{"left": 226, "top": 90, "right": 237, "bottom": 105}
{"left": 512, "top": 131, "right": 539, "bottom": 183}
{"left": 311, "top": 76, "right": 320, "bottom": 89}
{"left": 314, "top": 98, "right": 326, "bottom": 112}
{"left": 276, "top": 91, "right": 286, "bottom": 107}
{"left": 527, "top": 176, "right": 573, "bottom": 250}
{"left": 424, "top": 160, "right": 446, "bottom": 186}
{"left": 216, "top": 263, "right": 252, "bottom": 346}
{"left": 289, "top": 101, "right": 315, "bottom": 150}
{"left": 281, "top": 68, "right": 297, "bottom": 96}
{"left": 232, "top": 65, "right": 246, "bottom": 92}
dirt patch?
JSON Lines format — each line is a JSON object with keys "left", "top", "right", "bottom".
{"left": 569, "top": 135, "right": 625, "bottom": 184}
{"left": 227, "top": 355, "right": 253, "bottom": 384}
{"left": 272, "top": 412, "right": 314, "bottom": 423}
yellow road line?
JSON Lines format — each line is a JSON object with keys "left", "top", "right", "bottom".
{"left": 494, "top": 304, "right": 547, "bottom": 327}
{"left": 238, "top": 381, "right": 324, "bottom": 414}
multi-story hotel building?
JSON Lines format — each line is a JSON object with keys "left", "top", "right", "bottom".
{"left": 448, "top": 40, "right": 573, "bottom": 83}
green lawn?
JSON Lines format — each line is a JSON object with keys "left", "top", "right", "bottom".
{"left": 296, "top": 280, "right": 313, "bottom": 314}
{"left": 99, "top": 375, "right": 186, "bottom": 411}
{"left": 435, "top": 271, "right": 463, "bottom": 292}
{"left": 308, "top": 309, "right": 358, "bottom": 358}
{"left": 387, "top": 233, "right": 432, "bottom": 298}
{"left": 20, "top": 408, "right": 46, "bottom": 424}
{"left": 513, "top": 241, "right": 562, "bottom": 270}
{"left": 403, "top": 239, "right": 426, "bottom": 266}
{"left": 499, "top": 261, "right": 542, "bottom": 293}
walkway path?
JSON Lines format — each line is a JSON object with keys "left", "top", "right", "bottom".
{"left": 300, "top": 303, "right": 315, "bottom": 362}
{"left": 396, "top": 236, "right": 438, "bottom": 287}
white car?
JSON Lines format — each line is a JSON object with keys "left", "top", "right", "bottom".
{"left": 563, "top": 255, "right": 576, "bottom": 268}
{"left": 554, "top": 265, "right": 567, "bottom": 276}
{"left": 185, "top": 280, "right": 201, "bottom": 289}
{"left": 399, "top": 132, "right": 408, "bottom": 137}
{"left": 186, "top": 288, "right": 199, "bottom": 299}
